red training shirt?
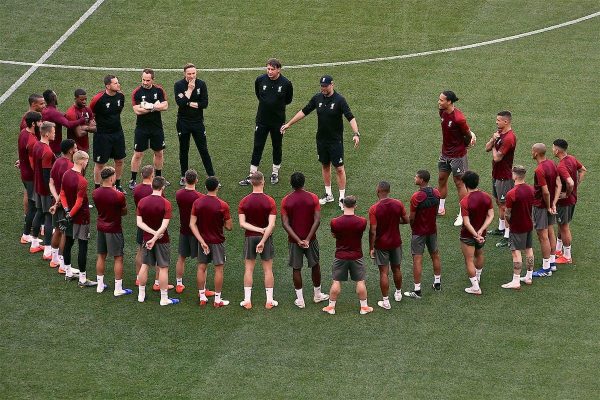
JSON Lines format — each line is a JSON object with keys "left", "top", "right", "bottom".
{"left": 191, "top": 195, "right": 231, "bottom": 244}
{"left": 331, "top": 214, "right": 367, "bottom": 260}
{"left": 93, "top": 186, "right": 127, "bottom": 233}
{"left": 32, "top": 141, "right": 55, "bottom": 196}
{"left": 505, "top": 184, "right": 534, "bottom": 234}
{"left": 460, "top": 191, "right": 493, "bottom": 239}
{"left": 60, "top": 169, "right": 90, "bottom": 225}
{"left": 557, "top": 155, "right": 583, "bottom": 207}
{"left": 440, "top": 108, "right": 470, "bottom": 158}
{"left": 368, "top": 197, "right": 406, "bottom": 249}
{"left": 238, "top": 192, "right": 277, "bottom": 237}
{"left": 176, "top": 188, "right": 203, "bottom": 235}
{"left": 136, "top": 195, "right": 172, "bottom": 243}
{"left": 17, "top": 128, "right": 37, "bottom": 182}
{"left": 533, "top": 159, "right": 558, "bottom": 209}
{"left": 410, "top": 187, "right": 440, "bottom": 236}
{"left": 50, "top": 157, "right": 73, "bottom": 196}
{"left": 281, "top": 189, "right": 320, "bottom": 243}
{"left": 65, "top": 104, "right": 94, "bottom": 152}
{"left": 491, "top": 129, "right": 516, "bottom": 180}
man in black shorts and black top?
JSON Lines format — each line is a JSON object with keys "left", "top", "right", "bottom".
{"left": 128, "top": 68, "right": 169, "bottom": 190}
{"left": 281, "top": 75, "right": 360, "bottom": 210}
{"left": 90, "top": 75, "right": 127, "bottom": 193}
{"left": 174, "top": 63, "right": 215, "bottom": 186}
{"left": 239, "top": 58, "right": 293, "bottom": 186}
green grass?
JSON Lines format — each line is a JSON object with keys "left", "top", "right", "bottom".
{"left": 1, "top": 1, "right": 599, "bottom": 398}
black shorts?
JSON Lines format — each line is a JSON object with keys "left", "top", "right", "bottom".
{"left": 93, "top": 132, "right": 126, "bottom": 164}
{"left": 198, "top": 242, "right": 226, "bottom": 266}
{"left": 142, "top": 242, "right": 170, "bottom": 267}
{"left": 178, "top": 233, "right": 198, "bottom": 258}
{"left": 97, "top": 231, "right": 125, "bottom": 257}
{"left": 288, "top": 240, "right": 320, "bottom": 269}
{"left": 317, "top": 140, "right": 344, "bottom": 167}
{"left": 243, "top": 236, "right": 274, "bottom": 261}
{"left": 134, "top": 126, "right": 165, "bottom": 152}
{"left": 460, "top": 236, "right": 485, "bottom": 250}
{"left": 332, "top": 258, "right": 365, "bottom": 282}
{"left": 374, "top": 246, "right": 402, "bottom": 267}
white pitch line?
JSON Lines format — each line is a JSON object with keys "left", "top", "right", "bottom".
{"left": 0, "top": 0, "right": 106, "bottom": 106}
{"left": 0, "top": 9, "right": 598, "bottom": 76}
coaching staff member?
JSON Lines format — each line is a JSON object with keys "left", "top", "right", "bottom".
{"left": 90, "top": 75, "right": 127, "bottom": 193}
{"left": 239, "top": 58, "right": 293, "bottom": 186}
{"left": 174, "top": 63, "right": 215, "bottom": 186}
{"left": 281, "top": 75, "right": 360, "bottom": 210}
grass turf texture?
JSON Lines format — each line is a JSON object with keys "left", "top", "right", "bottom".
{"left": 1, "top": 1, "right": 599, "bottom": 398}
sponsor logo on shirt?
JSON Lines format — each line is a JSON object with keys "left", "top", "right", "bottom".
{"left": 117, "top": 100, "right": 121, "bottom": 107}
{"left": 263, "top": 85, "right": 267, "bottom": 91}
{"left": 318, "top": 102, "right": 322, "bottom": 108}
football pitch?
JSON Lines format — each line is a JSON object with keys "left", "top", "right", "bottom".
{"left": 1, "top": 1, "right": 599, "bottom": 398}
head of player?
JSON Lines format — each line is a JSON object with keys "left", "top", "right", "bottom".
{"left": 290, "top": 171, "right": 305, "bottom": 191}
{"left": 512, "top": 165, "right": 526, "bottom": 184}
{"left": 183, "top": 63, "right": 197, "bottom": 82}
{"left": 100, "top": 165, "right": 116, "bottom": 187}
{"left": 40, "top": 121, "right": 56, "bottom": 143}
{"left": 104, "top": 75, "right": 121, "bottom": 95}
{"left": 266, "top": 58, "right": 282, "bottom": 80}
{"left": 461, "top": 170, "right": 480, "bottom": 191}
{"left": 376, "top": 181, "right": 390, "bottom": 200}
{"left": 73, "top": 150, "right": 90, "bottom": 172}
{"left": 28, "top": 93, "right": 46, "bottom": 112}
{"left": 184, "top": 168, "right": 198, "bottom": 188}
{"left": 25, "top": 111, "right": 43, "bottom": 134}
{"left": 152, "top": 175, "right": 167, "bottom": 193}
{"left": 74, "top": 89, "right": 87, "bottom": 109}
{"left": 60, "top": 139, "right": 77, "bottom": 160}
{"left": 42, "top": 89, "right": 58, "bottom": 107}
{"left": 552, "top": 139, "right": 568, "bottom": 158}
{"left": 342, "top": 195, "right": 357, "bottom": 213}
{"left": 496, "top": 111, "right": 512, "bottom": 132}
{"left": 140, "top": 164, "right": 155, "bottom": 183}
{"left": 141, "top": 68, "right": 154, "bottom": 89}
{"left": 319, "top": 75, "right": 334, "bottom": 97}
{"left": 531, "top": 143, "right": 547, "bottom": 161}
{"left": 438, "top": 90, "right": 458, "bottom": 113}
{"left": 205, "top": 176, "right": 220, "bottom": 194}
{"left": 250, "top": 171, "right": 265, "bottom": 192}
{"left": 414, "top": 169, "right": 431, "bottom": 188}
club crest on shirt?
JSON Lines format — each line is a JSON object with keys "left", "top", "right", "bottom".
{"left": 318, "top": 103, "right": 322, "bottom": 108}
{"left": 263, "top": 85, "right": 267, "bottom": 91}
{"left": 105, "top": 103, "right": 110, "bottom": 108}
{"left": 154, "top": 93, "right": 158, "bottom": 100}
{"left": 278, "top": 86, "right": 282, "bottom": 92}
{"left": 141, "top": 96, "right": 146, "bottom": 101}
{"left": 196, "top": 88, "right": 201, "bottom": 95}
{"left": 448, "top": 121, "right": 453, "bottom": 127}
{"left": 330, "top": 103, "right": 335, "bottom": 109}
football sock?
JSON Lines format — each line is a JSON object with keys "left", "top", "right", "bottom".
{"left": 160, "top": 289, "right": 168, "bottom": 302}
{"left": 499, "top": 219, "right": 506, "bottom": 230}
{"left": 550, "top": 254, "right": 556, "bottom": 264}
{"left": 199, "top": 289, "right": 207, "bottom": 301}
{"left": 272, "top": 164, "right": 280, "bottom": 175}
{"left": 250, "top": 165, "right": 258, "bottom": 174}
{"left": 244, "top": 286, "right": 252, "bottom": 302}
{"left": 438, "top": 198, "right": 446, "bottom": 212}
{"left": 65, "top": 264, "right": 72, "bottom": 277}
{"left": 79, "top": 271, "right": 87, "bottom": 284}
{"left": 504, "top": 227, "right": 510, "bottom": 239}
{"left": 176, "top": 278, "right": 183, "bottom": 286}
{"left": 313, "top": 286, "right": 322, "bottom": 296}
{"left": 115, "top": 279, "right": 123, "bottom": 292}
{"left": 43, "top": 245, "right": 51, "bottom": 257}
{"left": 328, "top": 300, "right": 336, "bottom": 308}
{"left": 266, "top": 287, "right": 274, "bottom": 303}
{"left": 97, "top": 275, "right": 104, "bottom": 292}
{"left": 130, "top": 171, "right": 137, "bottom": 181}
{"left": 526, "top": 270, "right": 533, "bottom": 280}
{"left": 59, "top": 255, "right": 65, "bottom": 270}
{"left": 339, "top": 189, "right": 346, "bottom": 201}
{"left": 325, "top": 186, "right": 332, "bottom": 196}
{"left": 295, "top": 289, "right": 304, "bottom": 302}
{"left": 51, "top": 247, "right": 59, "bottom": 263}
{"left": 382, "top": 296, "right": 389, "bottom": 303}
{"left": 556, "top": 238, "right": 563, "bottom": 252}
{"left": 414, "top": 283, "right": 421, "bottom": 291}
{"left": 138, "top": 285, "right": 146, "bottom": 302}
{"left": 475, "top": 269, "right": 482, "bottom": 281}
{"left": 512, "top": 273, "right": 520, "bottom": 284}
{"left": 469, "top": 276, "right": 480, "bottom": 290}
{"left": 155, "top": 170, "right": 161, "bottom": 177}
{"left": 359, "top": 299, "right": 368, "bottom": 308}
{"left": 215, "top": 292, "right": 222, "bottom": 303}
{"left": 542, "top": 258, "right": 550, "bottom": 270}
{"left": 434, "top": 275, "right": 441, "bottom": 284}
{"left": 564, "top": 245, "right": 572, "bottom": 259}
{"left": 154, "top": 279, "right": 159, "bottom": 286}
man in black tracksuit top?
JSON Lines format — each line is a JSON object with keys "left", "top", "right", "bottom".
{"left": 174, "top": 63, "right": 215, "bottom": 186}
{"left": 281, "top": 75, "right": 361, "bottom": 210}
{"left": 239, "top": 58, "right": 293, "bottom": 186}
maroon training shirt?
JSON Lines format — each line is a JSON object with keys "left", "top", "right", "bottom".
{"left": 50, "top": 157, "right": 73, "bottom": 195}
{"left": 410, "top": 187, "right": 440, "bottom": 236}
{"left": 368, "top": 197, "right": 406, "bottom": 249}
{"left": 331, "top": 214, "right": 367, "bottom": 260}
{"left": 440, "top": 108, "right": 470, "bottom": 158}
{"left": 533, "top": 159, "right": 558, "bottom": 209}
{"left": 32, "top": 141, "right": 55, "bottom": 196}
{"left": 557, "top": 155, "right": 583, "bottom": 207}
{"left": 176, "top": 188, "right": 203, "bottom": 235}
{"left": 460, "top": 190, "right": 493, "bottom": 239}
{"left": 65, "top": 104, "right": 93, "bottom": 152}
{"left": 93, "top": 186, "right": 126, "bottom": 233}
{"left": 60, "top": 169, "right": 90, "bottom": 225}
{"left": 491, "top": 129, "right": 517, "bottom": 180}
{"left": 137, "top": 195, "right": 172, "bottom": 243}
{"left": 238, "top": 192, "right": 277, "bottom": 237}
{"left": 505, "top": 184, "right": 534, "bottom": 234}
{"left": 18, "top": 128, "right": 37, "bottom": 182}
{"left": 191, "top": 195, "right": 231, "bottom": 244}
{"left": 281, "top": 189, "right": 320, "bottom": 243}
{"left": 42, "top": 105, "right": 84, "bottom": 154}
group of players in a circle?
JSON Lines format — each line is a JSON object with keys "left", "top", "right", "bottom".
{"left": 16, "top": 58, "right": 586, "bottom": 313}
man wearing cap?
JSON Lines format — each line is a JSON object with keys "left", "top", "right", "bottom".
{"left": 281, "top": 75, "right": 360, "bottom": 210}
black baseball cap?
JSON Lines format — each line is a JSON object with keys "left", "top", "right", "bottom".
{"left": 320, "top": 75, "right": 333, "bottom": 86}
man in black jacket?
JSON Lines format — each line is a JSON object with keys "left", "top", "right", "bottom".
{"left": 174, "top": 63, "right": 215, "bottom": 186}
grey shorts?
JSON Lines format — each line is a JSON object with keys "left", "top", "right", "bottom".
{"left": 557, "top": 205, "right": 575, "bottom": 225}
{"left": 288, "top": 240, "right": 320, "bottom": 269}
{"left": 411, "top": 234, "right": 439, "bottom": 255}
{"left": 509, "top": 231, "right": 533, "bottom": 251}
{"left": 23, "top": 180, "right": 34, "bottom": 200}
{"left": 71, "top": 223, "right": 90, "bottom": 241}
{"left": 492, "top": 179, "right": 514, "bottom": 203}
{"left": 52, "top": 207, "right": 65, "bottom": 228}
{"left": 97, "top": 231, "right": 124, "bottom": 257}
{"left": 243, "top": 236, "right": 274, "bottom": 261}
{"left": 460, "top": 236, "right": 485, "bottom": 250}
{"left": 34, "top": 193, "right": 53, "bottom": 213}
{"left": 142, "top": 242, "right": 170, "bottom": 267}
{"left": 438, "top": 154, "right": 468, "bottom": 176}
{"left": 178, "top": 233, "right": 198, "bottom": 258}
{"left": 374, "top": 246, "right": 402, "bottom": 266}
{"left": 198, "top": 242, "right": 226, "bottom": 266}
{"left": 332, "top": 257, "right": 365, "bottom": 282}
{"left": 532, "top": 207, "right": 556, "bottom": 230}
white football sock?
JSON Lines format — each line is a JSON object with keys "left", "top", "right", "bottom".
{"left": 434, "top": 275, "right": 441, "bottom": 284}
{"left": 556, "top": 238, "right": 563, "bottom": 252}
{"left": 339, "top": 189, "right": 346, "bottom": 200}
{"left": 250, "top": 165, "right": 258, "bottom": 174}
{"left": 438, "top": 198, "right": 446, "bottom": 212}
{"left": 328, "top": 300, "right": 336, "bottom": 308}
{"left": 512, "top": 274, "right": 520, "bottom": 284}
{"left": 96, "top": 275, "right": 104, "bottom": 292}
{"left": 266, "top": 287, "right": 274, "bottom": 303}
{"left": 504, "top": 227, "right": 510, "bottom": 239}
{"left": 475, "top": 269, "right": 482, "bottom": 281}
{"left": 313, "top": 286, "right": 322, "bottom": 296}
{"left": 272, "top": 164, "right": 280, "bottom": 175}
{"left": 176, "top": 278, "right": 183, "bottom": 286}
{"left": 469, "top": 276, "right": 480, "bottom": 290}
{"left": 244, "top": 287, "right": 252, "bottom": 302}
{"left": 138, "top": 285, "right": 146, "bottom": 302}
{"left": 563, "top": 245, "right": 572, "bottom": 259}
{"left": 325, "top": 186, "right": 332, "bottom": 196}
{"left": 543, "top": 258, "right": 550, "bottom": 270}
{"left": 359, "top": 299, "right": 368, "bottom": 307}
{"left": 295, "top": 289, "right": 304, "bottom": 302}
{"left": 115, "top": 279, "right": 123, "bottom": 292}
{"left": 51, "top": 247, "right": 60, "bottom": 263}
{"left": 215, "top": 292, "right": 222, "bottom": 303}
{"left": 79, "top": 271, "right": 86, "bottom": 284}
{"left": 199, "top": 289, "right": 207, "bottom": 301}
{"left": 414, "top": 283, "right": 421, "bottom": 291}
{"left": 498, "top": 219, "right": 506, "bottom": 230}
{"left": 160, "top": 289, "right": 168, "bottom": 302}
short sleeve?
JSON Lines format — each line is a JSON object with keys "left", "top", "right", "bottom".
{"left": 535, "top": 166, "right": 547, "bottom": 186}
{"left": 42, "top": 150, "right": 54, "bottom": 168}
{"left": 368, "top": 204, "right": 377, "bottom": 225}
{"left": 505, "top": 189, "right": 515, "bottom": 209}
{"left": 460, "top": 197, "right": 469, "bottom": 217}
{"left": 301, "top": 95, "right": 317, "bottom": 115}
{"left": 280, "top": 196, "right": 288, "bottom": 216}
{"left": 312, "top": 193, "right": 321, "bottom": 212}
{"left": 269, "top": 196, "right": 277, "bottom": 215}
{"left": 340, "top": 97, "right": 354, "bottom": 121}
{"left": 164, "top": 199, "right": 172, "bottom": 219}
{"left": 221, "top": 200, "right": 231, "bottom": 221}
